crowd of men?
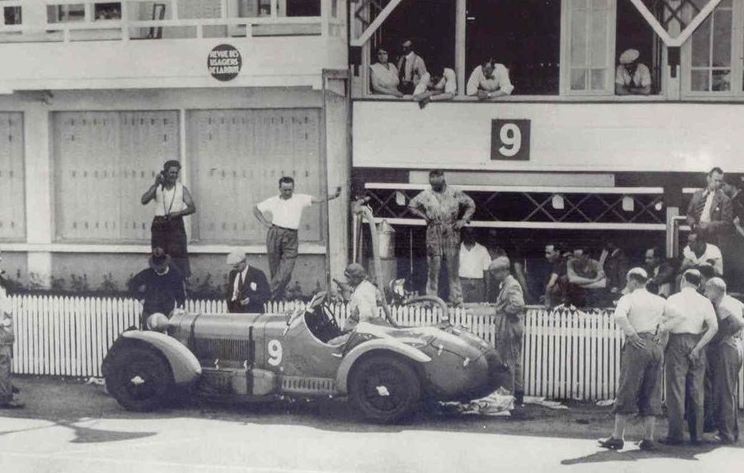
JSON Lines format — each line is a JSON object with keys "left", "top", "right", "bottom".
{"left": 369, "top": 39, "right": 653, "bottom": 105}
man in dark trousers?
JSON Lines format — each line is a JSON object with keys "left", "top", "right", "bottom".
{"left": 686, "top": 167, "right": 732, "bottom": 246}
{"left": 655, "top": 269, "right": 718, "bottom": 445}
{"left": 128, "top": 248, "right": 186, "bottom": 329}
{"left": 225, "top": 251, "right": 270, "bottom": 314}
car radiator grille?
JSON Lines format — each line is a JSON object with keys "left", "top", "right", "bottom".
{"left": 280, "top": 376, "right": 336, "bottom": 395}
{"left": 193, "top": 337, "right": 252, "bottom": 362}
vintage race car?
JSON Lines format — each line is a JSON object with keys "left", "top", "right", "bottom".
{"left": 102, "top": 293, "right": 508, "bottom": 423}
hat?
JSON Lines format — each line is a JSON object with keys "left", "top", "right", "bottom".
{"left": 488, "top": 256, "right": 510, "bottom": 271}
{"left": 619, "top": 49, "right": 639, "bottom": 65}
{"left": 226, "top": 251, "right": 246, "bottom": 266}
{"left": 626, "top": 267, "right": 648, "bottom": 280}
{"left": 344, "top": 263, "right": 367, "bottom": 280}
{"left": 149, "top": 247, "right": 171, "bottom": 272}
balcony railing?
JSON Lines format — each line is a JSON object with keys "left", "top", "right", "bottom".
{"left": 0, "top": 0, "right": 346, "bottom": 43}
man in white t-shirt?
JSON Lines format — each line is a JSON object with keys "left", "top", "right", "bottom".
{"left": 681, "top": 231, "right": 723, "bottom": 276}
{"left": 466, "top": 58, "right": 514, "bottom": 99}
{"left": 458, "top": 229, "right": 491, "bottom": 303}
{"left": 253, "top": 176, "right": 341, "bottom": 300}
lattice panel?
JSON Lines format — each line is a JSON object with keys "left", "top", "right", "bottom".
{"left": 188, "top": 109, "right": 322, "bottom": 244}
{"left": 53, "top": 111, "right": 180, "bottom": 242}
{"left": 0, "top": 113, "right": 24, "bottom": 241}
{"left": 366, "top": 188, "right": 665, "bottom": 225}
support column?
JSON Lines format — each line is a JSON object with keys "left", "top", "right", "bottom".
{"left": 24, "top": 102, "right": 53, "bottom": 287}
{"left": 455, "top": 0, "right": 466, "bottom": 96}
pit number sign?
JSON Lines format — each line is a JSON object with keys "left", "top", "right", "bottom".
{"left": 491, "top": 119, "right": 531, "bottom": 161}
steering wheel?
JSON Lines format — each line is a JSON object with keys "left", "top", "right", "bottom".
{"left": 305, "top": 292, "right": 342, "bottom": 342}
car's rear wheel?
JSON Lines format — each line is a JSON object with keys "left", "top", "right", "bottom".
{"left": 348, "top": 353, "right": 421, "bottom": 423}
{"left": 104, "top": 345, "right": 173, "bottom": 412}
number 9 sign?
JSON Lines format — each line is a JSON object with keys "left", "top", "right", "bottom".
{"left": 491, "top": 119, "right": 530, "bottom": 161}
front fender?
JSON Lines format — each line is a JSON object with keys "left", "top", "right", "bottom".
{"left": 120, "top": 331, "right": 202, "bottom": 385}
{"left": 335, "top": 339, "right": 431, "bottom": 395}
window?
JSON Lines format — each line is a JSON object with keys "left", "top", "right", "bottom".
{"left": 614, "top": 0, "right": 660, "bottom": 95}
{"left": 688, "top": 0, "right": 733, "bottom": 93}
{"left": 53, "top": 111, "right": 180, "bottom": 242}
{"left": 561, "top": 0, "right": 616, "bottom": 94}
{"left": 3, "top": 6, "right": 21, "bottom": 25}
{"left": 47, "top": 4, "right": 86, "bottom": 23}
{"left": 94, "top": 2, "right": 121, "bottom": 20}
{"left": 0, "top": 113, "right": 25, "bottom": 241}
{"left": 188, "top": 109, "right": 322, "bottom": 244}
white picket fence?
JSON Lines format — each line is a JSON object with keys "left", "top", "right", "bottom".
{"left": 6, "top": 294, "right": 744, "bottom": 407}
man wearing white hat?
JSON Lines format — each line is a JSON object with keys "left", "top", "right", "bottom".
{"left": 615, "top": 48, "right": 651, "bottom": 95}
{"left": 599, "top": 268, "right": 665, "bottom": 451}
{"left": 225, "top": 251, "right": 270, "bottom": 314}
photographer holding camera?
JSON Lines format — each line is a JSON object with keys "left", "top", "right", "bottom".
{"left": 141, "top": 160, "right": 196, "bottom": 278}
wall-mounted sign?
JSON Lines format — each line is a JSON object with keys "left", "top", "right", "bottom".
{"left": 491, "top": 119, "right": 530, "bottom": 161}
{"left": 208, "top": 44, "right": 242, "bottom": 81}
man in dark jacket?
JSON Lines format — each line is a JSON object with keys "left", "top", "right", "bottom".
{"left": 687, "top": 167, "right": 733, "bottom": 246}
{"left": 225, "top": 251, "right": 270, "bottom": 314}
{"left": 128, "top": 247, "right": 186, "bottom": 329}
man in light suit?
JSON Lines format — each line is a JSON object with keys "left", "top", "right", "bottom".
{"left": 225, "top": 251, "right": 270, "bottom": 314}
{"left": 687, "top": 167, "right": 733, "bottom": 246}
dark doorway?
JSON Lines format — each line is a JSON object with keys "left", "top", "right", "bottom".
{"left": 466, "top": 0, "right": 561, "bottom": 95}
{"left": 616, "top": 0, "right": 660, "bottom": 94}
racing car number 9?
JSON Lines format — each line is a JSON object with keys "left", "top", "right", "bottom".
{"left": 267, "top": 339, "right": 283, "bottom": 366}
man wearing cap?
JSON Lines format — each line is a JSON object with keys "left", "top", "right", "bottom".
{"left": 0, "top": 251, "right": 23, "bottom": 409}
{"left": 342, "top": 263, "right": 381, "bottom": 332}
{"left": 253, "top": 176, "right": 341, "bottom": 301}
{"left": 408, "top": 170, "right": 475, "bottom": 306}
{"left": 599, "top": 268, "right": 665, "bottom": 451}
{"left": 615, "top": 49, "right": 651, "bottom": 95}
{"left": 490, "top": 256, "right": 526, "bottom": 406}
{"left": 703, "top": 277, "right": 744, "bottom": 444}
{"left": 655, "top": 269, "right": 718, "bottom": 445}
{"left": 128, "top": 247, "right": 186, "bottom": 329}
{"left": 226, "top": 251, "right": 270, "bottom": 314}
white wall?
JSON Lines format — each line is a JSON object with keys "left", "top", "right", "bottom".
{"left": 353, "top": 101, "right": 744, "bottom": 173}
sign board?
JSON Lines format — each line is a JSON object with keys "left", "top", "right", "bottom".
{"left": 208, "top": 44, "right": 242, "bottom": 81}
{"left": 491, "top": 119, "right": 530, "bottom": 161}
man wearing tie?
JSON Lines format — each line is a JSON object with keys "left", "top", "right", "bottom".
{"left": 396, "top": 39, "right": 427, "bottom": 95}
{"left": 226, "top": 251, "right": 270, "bottom": 314}
{"left": 687, "top": 167, "right": 733, "bottom": 246}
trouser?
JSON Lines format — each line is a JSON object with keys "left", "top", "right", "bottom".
{"left": 427, "top": 246, "right": 462, "bottom": 305}
{"left": 267, "top": 225, "right": 298, "bottom": 300}
{"left": 0, "top": 344, "right": 11, "bottom": 403}
{"left": 613, "top": 333, "right": 663, "bottom": 416}
{"left": 704, "top": 347, "right": 717, "bottom": 432}
{"left": 495, "top": 315, "right": 524, "bottom": 394}
{"left": 461, "top": 278, "right": 485, "bottom": 303}
{"left": 665, "top": 333, "right": 706, "bottom": 442}
{"left": 151, "top": 216, "right": 190, "bottom": 277}
{"left": 713, "top": 342, "right": 743, "bottom": 442}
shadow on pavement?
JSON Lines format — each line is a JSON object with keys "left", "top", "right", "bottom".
{"left": 561, "top": 441, "right": 727, "bottom": 465}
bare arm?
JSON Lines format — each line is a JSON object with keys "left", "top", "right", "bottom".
{"left": 253, "top": 205, "right": 272, "bottom": 228}
{"left": 311, "top": 187, "right": 342, "bottom": 204}
{"left": 141, "top": 174, "right": 162, "bottom": 205}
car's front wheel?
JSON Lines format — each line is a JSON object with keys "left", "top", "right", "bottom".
{"left": 348, "top": 353, "right": 421, "bottom": 423}
{"left": 104, "top": 345, "right": 173, "bottom": 412}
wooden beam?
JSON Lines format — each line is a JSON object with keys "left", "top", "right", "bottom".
{"left": 455, "top": 0, "right": 466, "bottom": 96}
{"left": 350, "top": 0, "right": 403, "bottom": 47}
{"left": 628, "top": 0, "right": 722, "bottom": 47}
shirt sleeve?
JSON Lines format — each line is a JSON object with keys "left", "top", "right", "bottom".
{"left": 496, "top": 64, "right": 514, "bottom": 95}
{"left": 613, "top": 295, "right": 631, "bottom": 325}
{"left": 639, "top": 65, "right": 652, "bottom": 88}
{"left": 466, "top": 67, "right": 481, "bottom": 96}
{"left": 408, "top": 191, "right": 425, "bottom": 210}
{"left": 413, "top": 73, "right": 430, "bottom": 95}
{"left": 256, "top": 196, "right": 273, "bottom": 213}
{"left": 443, "top": 69, "right": 457, "bottom": 94}
{"left": 615, "top": 65, "right": 626, "bottom": 86}
{"left": 481, "top": 247, "right": 492, "bottom": 272}
{"left": 456, "top": 190, "right": 476, "bottom": 218}
{"left": 0, "top": 285, "right": 10, "bottom": 315}
{"left": 703, "top": 299, "right": 719, "bottom": 331}
{"left": 299, "top": 194, "right": 313, "bottom": 208}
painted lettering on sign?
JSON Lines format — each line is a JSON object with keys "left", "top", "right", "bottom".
{"left": 491, "top": 119, "right": 530, "bottom": 161}
{"left": 208, "top": 44, "right": 242, "bottom": 81}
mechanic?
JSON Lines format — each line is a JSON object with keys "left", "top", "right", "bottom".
{"left": 128, "top": 248, "right": 186, "bottom": 329}
{"left": 703, "top": 277, "right": 744, "bottom": 444}
{"left": 408, "top": 170, "right": 475, "bottom": 306}
{"left": 489, "top": 256, "right": 526, "bottom": 407}
{"left": 342, "top": 263, "right": 381, "bottom": 332}
{"left": 140, "top": 160, "right": 196, "bottom": 279}
{"left": 0, "top": 251, "right": 23, "bottom": 408}
{"left": 655, "top": 269, "right": 718, "bottom": 445}
{"left": 225, "top": 251, "right": 270, "bottom": 314}
{"left": 253, "top": 176, "right": 341, "bottom": 301}
{"left": 599, "top": 268, "right": 665, "bottom": 451}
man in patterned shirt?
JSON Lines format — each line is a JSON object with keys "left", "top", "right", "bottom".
{"left": 408, "top": 170, "right": 475, "bottom": 306}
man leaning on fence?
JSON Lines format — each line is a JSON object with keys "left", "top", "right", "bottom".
{"left": 655, "top": 269, "right": 718, "bottom": 445}
{"left": 599, "top": 268, "right": 665, "bottom": 451}
{"left": 128, "top": 248, "right": 186, "bottom": 330}
{"left": 490, "top": 256, "right": 526, "bottom": 407}
{"left": 0, "top": 252, "right": 23, "bottom": 408}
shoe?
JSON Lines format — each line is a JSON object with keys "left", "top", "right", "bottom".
{"left": 0, "top": 399, "right": 24, "bottom": 409}
{"left": 598, "top": 437, "right": 624, "bottom": 450}
{"left": 638, "top": 440, "right": 657, "bottom": 451}
{"left": 658, "top": 437, "right": 684, "bottom": 446}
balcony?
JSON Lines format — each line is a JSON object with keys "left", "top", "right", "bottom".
{"left": 0, "top": 0, "right": 347, "bottom": 91}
